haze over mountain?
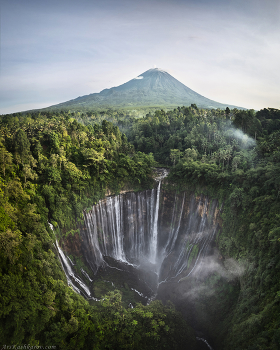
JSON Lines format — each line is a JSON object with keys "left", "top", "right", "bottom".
{"left": 49, "top": 68, "right": 243, "bottom": 110}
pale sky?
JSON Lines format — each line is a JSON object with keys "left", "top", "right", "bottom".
{"left": 1, "top": 0, "right": 280, "bottom": 114}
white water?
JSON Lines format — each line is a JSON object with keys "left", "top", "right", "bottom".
{"left": 49, "top": 223, "right": 93, "bottom": 297}
{"left": 196, "top": 337, "right": 214, "bottom": 350}
{"left": 56, "top": 241, "right": 91, "bottom": 297}
{"left": 81, "top": 268, "right": 93, "bottom": 282}
{"left": 83, "top": 177, "right": 164, "bottom": 272}
{"left": 81, "top": 173, "right": 220, "bottom": 288}
{"left": 67, "top": 256, "right": 75, "bottom": 265}
{"left": 52, "top": 179, "right": 218, "bottom": 349}
{"left": 131, "top": 288, "right": 148, "bottom": 299}
{"left": 149, "top": 180, "right": 161, "bottom": 263}
{"left": 55, "top": 167, "right": 220, "bottom": 302}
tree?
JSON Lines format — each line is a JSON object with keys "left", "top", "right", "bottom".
{"left": 49, "top": 131, "right": 60, "bottom": 152}
{"left": 49, "top": 154, "right": 60, "bottom": 168}
{"left": 63, "top": 161, "right": 86, "bottom": 184}
{"left": 22, "top": 164, "right": 38, "bottom": 187}
{"left": 219, "top": 149, "right": 227, "bottom": 170}
{"left": 191, "top": 103, "right": 198, "bottom": 110}
{"left": 232, "top": 156, "right": 241, "bottom": 171}
{"left": 14, "top": 130, "right": 30, "bottom": 163}
{"left": 225, "top": 107, "right": 230, "bottom": 119}
{"left": 225, "top": 146, "right": 233, "bottom": 167}
{"left": 47, "top": 167, "right": 62, "bottom": 185}
{"left": 170, "top": 149, "right": 181, "bottom": 167}
{"left": 183, "top": 148, "right": 197, "bottom": 161}
{"left": 82, "top": 148, "right": 105, "bottom": 175}
{"left": 0, "top": 148, "right": 13, "bottom": 177}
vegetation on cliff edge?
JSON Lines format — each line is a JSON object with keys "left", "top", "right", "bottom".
{"left": 0, "top": 112, "right": 196, "bottom": 349}
{"left": 1, "top": 105, "right": 280, "bottom": 349}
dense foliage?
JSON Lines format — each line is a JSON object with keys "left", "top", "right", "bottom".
{"left": 157, "top": 107, "right": 280, "bottom": 350}
{"left": 0, "top": 111, "right": 198, "bottom": 349}
{"left": 1, "top": 105, "right": 280, "bottom": 349}
{"left": 77, "top": 105, "right": 279, "bottom": 349}
{"left": 0, "top": 111, "right": 155, "bottom": 232}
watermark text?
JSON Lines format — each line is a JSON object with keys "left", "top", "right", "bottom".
{"left": 1, "top": 346, "right": 56, "bottom": 350}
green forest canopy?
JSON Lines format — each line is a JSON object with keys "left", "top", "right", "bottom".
{"left": 0, "top": 106, "right": 280, "bottom": 349}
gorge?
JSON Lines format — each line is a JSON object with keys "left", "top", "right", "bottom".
{"left": 1, "top": 107, "right": 280, "bottom": 350}
{"left": 57, "top": 169, "right": 238, "bottom": 349}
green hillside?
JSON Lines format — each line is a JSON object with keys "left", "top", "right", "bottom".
{"left": 0, "top": 106, "right": 280, "bottom": 349}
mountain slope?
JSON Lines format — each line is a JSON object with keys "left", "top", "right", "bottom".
{"left": 50, "top": 68, "right": 243, "bottom": 110}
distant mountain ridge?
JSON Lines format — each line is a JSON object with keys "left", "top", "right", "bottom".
{"left": 50, "top": 68, "right": 243, "bottom": 110}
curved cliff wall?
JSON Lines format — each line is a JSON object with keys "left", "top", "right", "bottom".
{"left": 58, "top": 181, "right": 223, "bottom": 298}
{"left": 81, "top": 186, "right": 221, "bottom": 287}
{"left": 57, "top": 184, "right": 243, "bottom": 349}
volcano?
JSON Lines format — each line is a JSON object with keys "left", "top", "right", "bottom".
{"left": 50, "top": 68, "right": 242, "bottom": 110}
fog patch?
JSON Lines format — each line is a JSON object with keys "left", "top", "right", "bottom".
{"left": 181, "top": 249, "right": 245, "bottom": 300}
{"left": 197, "top": 255, "right": 245, "bottom": 281}
{"left": 225, "top": 126, "right": 256, "bottom": 148}
{"left": 223, "top": 257, "right": 245, "bottom": 278}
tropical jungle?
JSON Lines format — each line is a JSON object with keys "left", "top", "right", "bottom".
{"left": 0, "top": 105, "right": 280, "bottom": 350}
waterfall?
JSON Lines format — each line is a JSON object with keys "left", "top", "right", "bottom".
{"left": 196, "top": 337, "right": 214, "bottom": 350}
{"left": 48, "top": 222, "right": 93, "bottom": 298}
{"left": 83, "top": 208, "right": 104, "bottom": 273}
{"left": 56, "top": 169, "right": 220, "bottom": 298}
{"left": 165, "top": 197, "right": 219, "bottom": 282}
{"left": 82, "top": 175, "right": 166, "bottom": 271}
{"left": 55, "top": 241, "right": 91, "bottom": 297}
{"left": 80, "top": 174, "right": 220, "bottom": 286}
{"left": 149, "top": 180, "right": 161, "bottom": 264}
{"left": 53, "top": 175, "right": 220, "bottom": 350}
{"left": 163, "top": 193, "right": 185, "bottom": 256}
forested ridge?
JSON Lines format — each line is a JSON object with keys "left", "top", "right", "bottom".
{"left": 126, "top": 105, "right": 280, "bottom": 350}
{"left": 0, "top": 105, "right": 280, "bottom": 349}
{"left": 0, "top": 112, "right": 195, "bottom": 349}
{"left": 125, "top": 105, "right": 280, "bottom": 349}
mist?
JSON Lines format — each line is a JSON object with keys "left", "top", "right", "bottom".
{"left": 225, "top": 126, "right": 256, "bottom": 148}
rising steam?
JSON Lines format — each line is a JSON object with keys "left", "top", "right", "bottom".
{"left": 225, "top": 125, "right": 256, "bottom": 148}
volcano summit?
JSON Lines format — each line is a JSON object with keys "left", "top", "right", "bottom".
{"left": 50, "top": 68, "right": 242, "bottom": 110}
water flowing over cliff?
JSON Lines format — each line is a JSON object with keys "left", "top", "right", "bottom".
{"left": 58, "top": 173, "right": 222, "bottom": 296}
{"left": 55, "top": 175, "right": 224, "bottom": 349}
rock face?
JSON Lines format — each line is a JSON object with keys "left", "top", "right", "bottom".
{"left": 50, "top": 68, "right": 242, "bottom": 109}
{"left": 57, "top": 183, "right": 223, "bottom": 294}
{"left": 58, "top": 184, "right": 240, "bottom": 349}
{"left": 81, "top": 184, "right": 222, "bottom": 291}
